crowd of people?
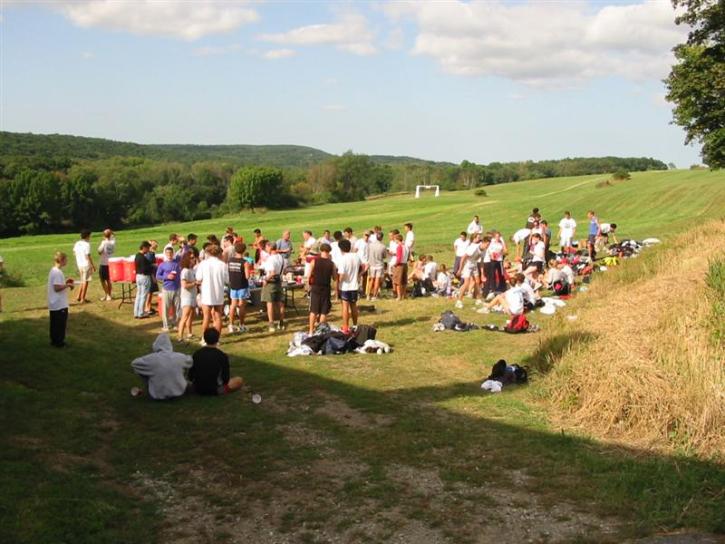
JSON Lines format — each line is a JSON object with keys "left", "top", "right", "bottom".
{"left": 46, "top": 210, "right": 618, "bottom": 371}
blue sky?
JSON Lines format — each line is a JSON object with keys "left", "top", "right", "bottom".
{"left": 0, "top": 1, "right": 702, "bottom": 167}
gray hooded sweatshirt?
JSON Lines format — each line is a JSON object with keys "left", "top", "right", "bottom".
{"left": 131, "top": 333, "right": 192, "bottom": 400}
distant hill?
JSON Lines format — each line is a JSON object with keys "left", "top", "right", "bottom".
{"left": 0, "top": 131, "right": 450, "bottom": 168}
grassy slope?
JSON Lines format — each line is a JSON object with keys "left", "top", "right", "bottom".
{"left": 1, "top": 170, "right": 725, "bottom": 543}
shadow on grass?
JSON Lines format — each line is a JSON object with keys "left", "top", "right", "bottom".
{"left": 0, "top": 312, "right": 723, "bottom": 544}
{"left": 523, "top": 331, "right": 597, "bottom": 374}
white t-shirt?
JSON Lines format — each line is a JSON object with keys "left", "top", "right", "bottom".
{"left": 405, "top": 230, "right": 415, "bottom": 250}
{"left": 330, "top": 242, "right": 342, "bottom": 268}
{"left": 546, "top": 267, "right": 565, "bottom": 285}
{"left": 303, "top": 237, "right": 317, "bottom": 249}
{"left": 512, "top": 228, "right": 531, "bottom": 244}
{"left": 73, "top": 240, "right": 91, "bottom": 269}
{"left": 464, "top": 243, "right": 481, "bottom": 271}
{"left": 504, "top": 287, "right": 524, "bottom": 316}
{"left": 559, "top": 218, "right": 577, "bottom": 238}
{"left": 467, "top": 220, "right": 483, "bottom": 235}
{"left": 532, "top": 241, "right": 546, "bottom": 263}
{"left": 354, "top": 238, "right": 369, "bottom": 264}
{"left": 195, "top": 257, "right": 229, "bottom": 306}
{"left": 338, "top": 252, "right": 362, "bottom": 291}
{"left": 181, "top": 267, "right": 197, "bottom": 297}
{"left": 47, "top": 267, "right": 68, "bottom": 311}
{"left": 600, "top": 223, "right": 612, "bottom": 234}
{"left": 485, "top": 240, "right": 504, "bottom": 263}
{"left": 435, "top": 271, "right": 450, "bottom": 292}
{"left": 388, "top": 241, "right": 399, "bottom": 266}
{"left": 423, "top": 261, "right": 437, "bottom": 280}
{"left": 561, "top": 265, "right": 575, "bottom": 285}
{"left": 97, "top": 238, "right": 115, "bottom": 266}
{"left": 454, "top": 238, "right": 469, "bottom": 257}
{"left": 262, "top": 253, "right": 285, "bottom": 278}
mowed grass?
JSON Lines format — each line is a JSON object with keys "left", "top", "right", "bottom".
{"left": 1, "top": 169, "right": 725, "bottom": 543}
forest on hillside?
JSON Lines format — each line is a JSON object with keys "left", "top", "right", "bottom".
{"left": 0, "top": 131, "right": 667, "bottom": 237}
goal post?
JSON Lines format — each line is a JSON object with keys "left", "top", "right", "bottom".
{"left": 415, "top": 185, "right": 440, "bottom": 198}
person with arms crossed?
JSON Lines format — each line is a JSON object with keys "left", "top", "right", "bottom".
{"left": 467, "top": 215, "right": 483, "bottom": 236}
{"left": 227, "top": 242, "right": 249, "bottom": 334}
{"left": 134, "top": 241, "right": 153, "bottom": 319}
{"left": 558, "top": 211, "right": 577, "bottom": 252}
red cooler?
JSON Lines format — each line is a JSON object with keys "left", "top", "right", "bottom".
{"left": 123, "top": 258, "right": 136, "bottom": 283}
{"left": 108, "top": 258, "right": 125, "bottom": 282}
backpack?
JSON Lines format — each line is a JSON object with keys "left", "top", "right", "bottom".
{"left": 552, "top": 280, "right": 570, "bottom": 296}
{"left": 354, "top": 324, "right": 377, "bottom": 343}
{"left": 504, "top": 314, "right": 529, "bottom": 334}
{"left": 323, "top": 332, "right": 349, "bottom": 355}
{"left": 485, "top": 360, "right": 529, "bottom": 385}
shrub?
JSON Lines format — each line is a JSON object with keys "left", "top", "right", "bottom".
{"left": 612, "top": 170, "right": 631, "bottom": 181}
{"left": 474, "top": 188, "right": 487, "bottom": 197}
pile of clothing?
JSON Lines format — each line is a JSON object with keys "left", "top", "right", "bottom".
{"left": 432, "top": 310, "right": 480, "bottom": 332}
{"left": 481, "top": 359, "right": 529, "bottom": 393}
{"left": 539, "top": 296, "right": 567, "bottom": 315}
{"left": 286, "top": 324, "right": 391, "bottom": 357}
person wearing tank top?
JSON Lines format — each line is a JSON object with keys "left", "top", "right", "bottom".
{"left": 307, "top": 243, "right": 337, "bottom": 334}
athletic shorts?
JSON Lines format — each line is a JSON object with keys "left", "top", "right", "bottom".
{"left": 309, "top": 288, "right": 332, "bottom": 315}
{"left": 587, "top": 234, "right": 597, "bottom": 245}
{"left": 461, "top": 265, "right": 479, "bottom": 280}
{"left": 261, "top": 282, "right": 283, "bottom": 303}
{"left": 392, "top": 264, "right": 408, "bottom": 286}
{"left": 78, "top": 266, "right": 92, "bottom": 283}
{"left": 340, "top": 290, "right": 359, "bottom": 304}
{"left": 560, "top": 236, "right": 572, "bottom": 248}
{"left": 368, "top": 266, "right": 384, "bottom": 279}
{"left": 229, "top": 287, "right": 249, "bottom": 301}
{"left": 99, "top": 265, "right": 110, "bottom": 281}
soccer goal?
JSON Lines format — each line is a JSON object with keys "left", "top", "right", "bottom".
{"left": 415, "top": 185, "right": 440, "bottom": 198}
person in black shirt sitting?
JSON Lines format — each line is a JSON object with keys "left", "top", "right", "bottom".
{"left": 188, "top": 328, "right": 243, "bottom": 396}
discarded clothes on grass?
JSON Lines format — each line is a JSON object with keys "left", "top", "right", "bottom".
{"left": 432, "top": 310, "right": 480, "bottom": 332}
{"left": 286, "top": 323, "right": 391, "bottom": 357}
{"left": 481, "top": 359, "right": 529, "bottom": 393}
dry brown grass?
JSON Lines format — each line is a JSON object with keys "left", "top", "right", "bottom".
{"left": 539, "top": 219, "right": 725, "bottom": 459}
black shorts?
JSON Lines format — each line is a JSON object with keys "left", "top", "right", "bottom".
{"left": 340, "top": 290, "right": 359, "bottom": 304}
{"left": 532, "top": 261, "right": 544, "bottom": 273}
{"left": 99, "top": 265, "right": 110, "bottom": 281}
{"left": 587, "top": 234, "right": 597, "bottom": 246}
{"left": 309, "top": 288, "right": 332, "bottom": 315}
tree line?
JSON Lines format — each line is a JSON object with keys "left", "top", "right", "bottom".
{"left": 0, "top": 137, "right": 666, "bottom": 237}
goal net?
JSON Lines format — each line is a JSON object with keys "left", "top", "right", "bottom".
{"left": 415, "top": 185, "right": 440, "bottom": 198}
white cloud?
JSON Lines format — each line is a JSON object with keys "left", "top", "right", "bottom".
{"left": 257, "top": 12, "right": 376, "bottom": 56}
{"left": 54, "top": 0, "right": 259, "bottom": 41}
{"left": 322, "top": 104, "right": 347, "bottom": 112}
{"left": 263, "top": 48, "right": 297, "bottom": 60}
{"left": 384, "top": 1, "right": 687, "bottom": 86}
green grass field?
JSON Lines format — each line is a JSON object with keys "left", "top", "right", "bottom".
{"left": 1, "top": 170, "right": 724, "bottom": 543}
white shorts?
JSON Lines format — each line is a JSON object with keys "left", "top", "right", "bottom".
{"left": 560, "top": 236, "right": 572, "bottom": 247}
{"left": 78, "top": 267, "right": 92, "bottom": 283}
{"left": 461, "top": 265, "right": 479, "bottom": 280}
{"left": 369, "top": 266, "right": 384, "bottom": 279}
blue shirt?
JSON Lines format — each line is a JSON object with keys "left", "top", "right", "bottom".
{"left": 589, "top": 217, "right": 599, "bottom": 236}
{"left": 156, "top": 260, "right": 181, "bottom": 291}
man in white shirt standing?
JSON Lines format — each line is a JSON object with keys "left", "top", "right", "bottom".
{"left": 48, "top": 251, "right": 74, "bottom": 347}
{"left": 404, "top": 223, "right": 415, "bottom": 260}
{"left": 261, "top": 242, "right": 287, "bottom": 332}
{"left": 97, "top": 228, "right": 116, "bottom": 301}
{"left": 337, "top": 239, "right": 365, "bottom": 334}
{"left": 195, "top": 244, "right": 229, "bottom": 342}
{"left": 73, "top": 230, "right": 95, "bottom": 305}
{"left": 467, "top": 215, "right": 483, "bottom": 236}
{"left": 453, "top": 232, "right": 469, "bottom": 275}
{"left": 558, "top": 211, "right": 577, "bottom": 252}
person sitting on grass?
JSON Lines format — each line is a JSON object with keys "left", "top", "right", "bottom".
{"left": 478, "top": 273, "right": 526, "bottom": 316}
{"left": 131, "top": 333, "right": 192, "bottom": 400}
{"left": 433, "top": 264, "right": 451, "bottom": 296}
{"left": 187, "top": 328, "right": 243, "bottom": 396}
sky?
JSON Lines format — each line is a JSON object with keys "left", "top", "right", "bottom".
{"left": 0, "top": 0, "right": 703, "bottom": 167}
